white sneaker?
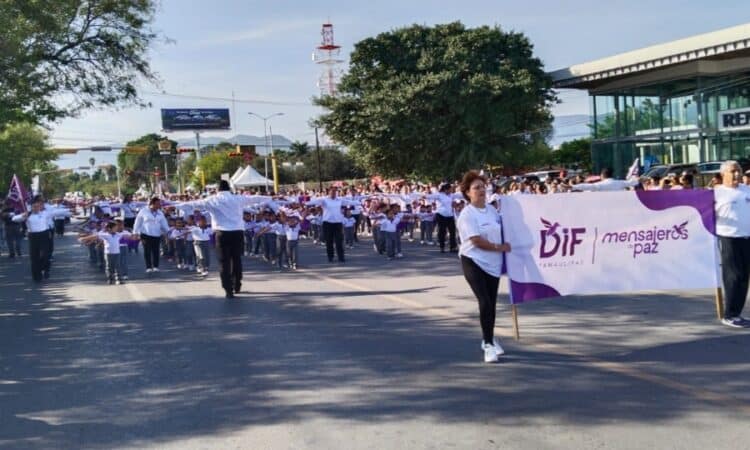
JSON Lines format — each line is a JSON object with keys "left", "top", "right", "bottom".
{"left": 152, "top": 267, "right": 160, "bottom": 272}
{"left": 420, "top": 240, "right": 425, "bottom": 245}
{"left": 201, "top": 270, "right": 208, "bottom": 276}
{"left": 177, "top": 264, "right": 183, "bottom": 269}
{"left": 146, "top": 268, "right": 153, "bottom": 273}
{"left": 482, "top": 338, "right": 505, "bottom": 356}
{"left": 396, "top": 253, "right": 403, "bottom": 258}
{"left": 115, "top": 280, "right": 122, "bottom": 285}
{"left": 483, "top": 345, "right": 499, "bottom": 363}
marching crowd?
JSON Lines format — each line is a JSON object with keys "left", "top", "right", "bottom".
{"left": 3, "top": 162, "right": 750, "bottom": 363}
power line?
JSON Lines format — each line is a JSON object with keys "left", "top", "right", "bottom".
{"left": 141, "top": 90, "right": 315, "bottom": 107}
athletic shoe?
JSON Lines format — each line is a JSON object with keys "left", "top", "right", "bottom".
{"left": 420, "top": 240, "right": 425, "bottom": 245}
{"left": 483, "top": 345, "right": 499, "bottom": 363}
{"left": 722, "top": 317, "right": 750, "bottom": 328}
{"left": 122, "top": 275, "right": 129, "bottom": 280}
{"left": 481, "top": 339, "right": 505, "bottom": 356}
{"left": 408, "top": 238, "right": 414, "bottom": 242}
{"left": 396, "top": 253, "right": 403, "bottom": 259}
{"left": 152, "top": 267, "right": 160, "bottom": 272}
{"left": 116, "top": 280, "right": 122, "bottom": 285}
{"left": 177, "top": 264, "right": 183, "bottom": 269}
{"left": 201, "top": 271, "right": 208, "bottom": 276}
{"left": 146, "top": 268, "right": 153, "bottom": 273}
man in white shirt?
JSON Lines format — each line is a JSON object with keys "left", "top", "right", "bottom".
{"left": 133, "top": 197, "right": 170, "bottom": 273}
{"left": 424, "top": 183, "right": 463, "bottom": 253}
{"left": 178, "top": 180, "right": 271, "bottom": 298}
{"left": 306, "top": 187, "right": 360, "bottom": 263}
{"left": 572, "top": 167, "right": 641, "bottom": 192}
{"left": 714, "top": 160, "right": 750, "bottom": 328}
{"left": 12, "top": 196, "right": 53, "bottom": 282}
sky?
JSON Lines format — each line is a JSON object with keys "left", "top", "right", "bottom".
{"left": 49, "top": 0, "right": 749, "bottom": 168}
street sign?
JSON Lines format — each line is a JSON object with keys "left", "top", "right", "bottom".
{"left": 158, "top": 140, "right": 172, "bottom": 151}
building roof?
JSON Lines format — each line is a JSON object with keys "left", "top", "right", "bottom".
{"left": 551, "top": 23, "right": 750, "bottom": 91}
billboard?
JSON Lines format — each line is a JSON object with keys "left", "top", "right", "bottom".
{"left": 161, "top": 108, "right": 231, "bottom": 131}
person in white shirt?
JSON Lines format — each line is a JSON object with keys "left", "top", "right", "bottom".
{"left": 12, "top": 196, "right": 53, "bottom": 282}
{"left": 285, "top": 214, "right": 302, "bottom": 269}
{"left": 190, "top": 215, "right": 214, "bottom": 276}
{"left": 80, "top": 221, "right": 134, "bottom": 284}
{"left": 714, "top": 160, "right": 750, "bottom": 328}
{"left": 133, "top": 197, "right": 170, "bottom": 273}
{"left": 178, "top": 180, "right": 271, "bottom": 298}
{"left": 456, "top": 171, "right": 511, "bottom": 363}
{"left": 424, "top": 183, "right": 463, "bottom": 253}
{"left": 343, "top": 209, "right": 356, "bottom": 249}
{"left": 378, "top": 208, "right": 402, "bottom": 259}
{"left": 572, "top": 167, "right": 641, "bottom": 192}
{"left": 120, "top": 194, "right": 137, "bottom": 229}
{"left": 306, "top": 187, "right": 360, "bottom": 263}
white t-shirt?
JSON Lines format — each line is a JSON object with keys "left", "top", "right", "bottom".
{"left": 457, "top": 204, "right": 504, "bottom": 278}
{"left": 715, "top": 184, "right": 750, "bottom": 237}
{"left": 97, "top": 231, "right": 131, "bottom": 255}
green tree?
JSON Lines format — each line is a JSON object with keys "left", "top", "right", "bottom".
{"left": 289, "top": 141, "right": 310, "bottom": 158}
{"left": 194, "top": 149, "right": 242, "bottom": 186}
{"left": 0, "top": 0, "right": 161, "bottom": 129}
{"left": 117, "top": 133, "right": 177, "bottom": 190}
{"left": 0, "top": 122, "right": 56, "bottom": 189}
{"left": 552, "top": 138, "right": 592, "bottom": 172}
{"left": 315, "top": 22, "right": 556, "bottom": 180}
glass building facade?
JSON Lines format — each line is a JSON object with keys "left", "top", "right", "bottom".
{"left": 589, "top": 74, "right": 750, "bottom": 176}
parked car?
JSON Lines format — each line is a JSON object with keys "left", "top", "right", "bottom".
{"left": 641, "top": 163, "right": 698, "bottom": 180}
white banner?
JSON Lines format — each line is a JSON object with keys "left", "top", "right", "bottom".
{"left": 501, "top": 190, "right": 719, "bottom": 303}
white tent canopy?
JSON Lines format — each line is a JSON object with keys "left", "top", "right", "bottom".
{"left": 230, "top": 166, "right": 244, "bottom": 183}
{"left": 232, "top": 165, "right": 273, "bottom": 188}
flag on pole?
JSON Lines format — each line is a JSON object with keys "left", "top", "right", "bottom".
{"left": 7, "top": 174, "right": 30, "bottom": 212}
{"left": 626, "top": 158, "right": 640, "bottom": 179}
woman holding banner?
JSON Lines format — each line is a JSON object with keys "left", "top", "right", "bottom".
{"left": 456, "top": 171, "right": 512, "bottom": 363}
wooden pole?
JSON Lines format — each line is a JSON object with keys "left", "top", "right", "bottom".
{"left": 511, "top": 305, "right": 520, "bottom": 341}
{"left": 715, "top": 287, "right": 724, "bottom": 320}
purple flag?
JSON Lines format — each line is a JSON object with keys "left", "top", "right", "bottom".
{"left": 7, "top": 174, "right": 29, "bottom": 212}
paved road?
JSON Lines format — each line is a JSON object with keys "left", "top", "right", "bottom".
{"left": 1, "top": 229, "right": 749, "bottom": 449}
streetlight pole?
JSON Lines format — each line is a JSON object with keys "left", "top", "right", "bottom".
{"left": 248, "top": 112, "right": 284, "bottom": 192}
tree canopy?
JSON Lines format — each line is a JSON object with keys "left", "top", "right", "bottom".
{"left": 0, "top": 0, "right": 160, "bottom": 129}
{"left": 0, "top": 122, "right": 55, "bottom": 190}
{"left": 315, "top": 22, "right": 556, "bottom": 180}
{"left": 117, "top": 133, "right": 177, "bottom": 191}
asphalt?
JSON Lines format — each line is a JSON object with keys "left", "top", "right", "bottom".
{"left": 1, "top": 229, "right": 749, "bottom": 449}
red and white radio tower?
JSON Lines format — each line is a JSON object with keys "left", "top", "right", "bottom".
{"left": 313, "top": 22, "right": 343, "bottom": 96}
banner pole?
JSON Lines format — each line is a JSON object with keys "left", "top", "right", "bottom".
{"left": 714, "top": 237, "right": 724, "bottom": 320}
{"left": 715, "top": 288, "right": 724, "bottom": 320}
{"left": 511, "top": 304, "right": 520, "bottom": 341}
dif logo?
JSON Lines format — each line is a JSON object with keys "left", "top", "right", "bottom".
{"left": 539, "top": 218, "right": 586, "bottom": 259}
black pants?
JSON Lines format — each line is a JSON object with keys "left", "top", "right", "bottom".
{"left": 436, "top": 214, "right": 457, "bottom": 251}
{"left": 141, "top": 234, "right": 161, "bottom": 269}
{"left": 28, "top": 231, "right": 51, "bottom": 282}
{"left": 719, "top": 236, "right": 750, "bottom": 319}
{"left": 124, "top": 217, "right": 135, "bottom": 230}
{"left": 215, "top": 230, "right": 243, "bottom": 294}
{"left": 461, "top": 256, "right": 499, "bottom": 344}
{"left": 322, "top": 221, "right": 344, "bottom": 262}
{"left": 54, "top": 218, "right": 65, "bottom": 236}
{"left": 352, "top": 214, "right": 361, "bottom": 242}
{"left": 48, "top": 229, "right": 54, "bottom": 258}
